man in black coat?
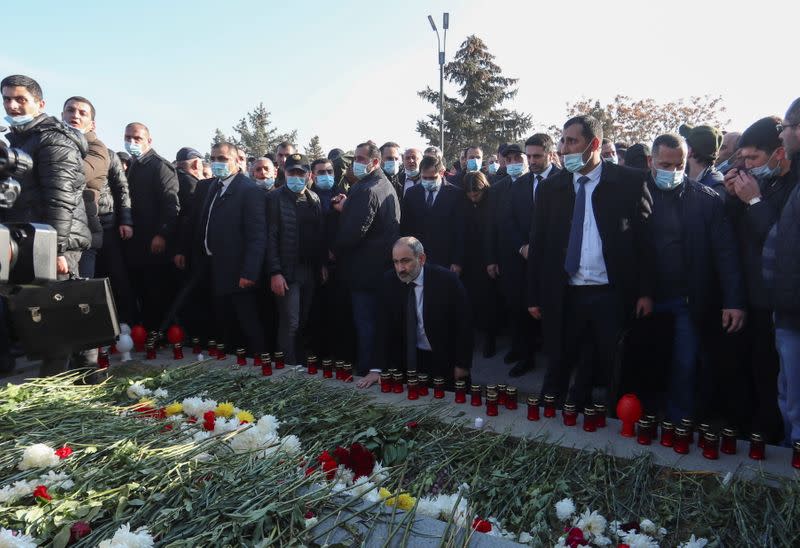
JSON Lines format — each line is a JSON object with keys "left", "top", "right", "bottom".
{"left": 122, "top": 122, "right": 179, "bottom": 330}
{"left": 357, "top": 236, "right": 472, "bottom": 389}
{"left": 400, "top": 154, "right": 465, "bottom": 272}
{"left": 193, "top": 142, "right": 267, "bottom": 355}
{"left": 643, "top": 133, "right": 745, "bottom": 423}
{"left": 380, "top": 141, "right": 405, "bottom": 199}
{"left": 332, "top": 142, "right": 401, "bottom": 374}
{"left": 267, "top": 153, "right": 325, "bottom": 366}
{"left": 528, "top": 115, "right": 654, "bottom": 409}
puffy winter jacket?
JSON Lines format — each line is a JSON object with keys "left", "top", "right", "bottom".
{"left": 99, "top": 149, "right": 133, "bottom": 229}
{"left": 5, "top": 114, "right": 91, "bottom": 253}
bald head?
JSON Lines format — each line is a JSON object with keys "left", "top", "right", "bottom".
{"left": 717, "top": 132, "right": 741, "bottom": 166}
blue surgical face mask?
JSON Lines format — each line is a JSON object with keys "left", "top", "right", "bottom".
{"left": 506, "top": 163, "right": 524, "bottom": 178}
{"left": 405, "top": 168, "right": 419, "bottom": 178}
{"left": 125, "top": 141, "right": 143, "bottom": 158}
{"left": 563, "top": 143, "right": 592, "bottom": 173}
{"left": 315, "top": 174, "right": 335, "bottom": 191}
{"left": 383, "top": 160, "right": 399, "bottom": 176}
{"left": 211, "top": 161, "right": 230, "bottom": 179}
{"left": 287, "top": 176, "right": 307, "bottom": 193}
{"left": 421, "top": 177, "right": 440, "bottom": 192}
{"left": 4, "top": 114, "right": 34, "bottom": 127}
{"left": 749, "top": 153, "right": 779, "bottom": 181}
{"left": 603, "top": 155, "right": 618, "bottom": 165}
{"left": 716, "top": 158, "right": 731, "bottom": 173}
{"left": 352, "top": 162, "right": 369, "bottom": 179}
{"left": 654, "top": 168, "right": 684, "bottom": 191}
{"left": 487, "top": 162, "right": 499, "bottom": 175}
{"left": 262, "top": 177, "right": 275, "bottom": 190}
{"left": 466, "top": 158, "right": 481, "bottom": 172}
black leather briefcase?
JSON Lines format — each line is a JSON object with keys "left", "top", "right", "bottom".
{"left": 7, "top": 277, "right": 120, "bottom": 359}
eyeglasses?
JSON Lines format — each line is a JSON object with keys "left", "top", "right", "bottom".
{"left": 777, "top": 122, "right": 800, "bottom": 133}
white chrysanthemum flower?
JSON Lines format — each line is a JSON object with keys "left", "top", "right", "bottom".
{"left": 658, "top": 527, "right": 667, "bottom": 538}
{"left": 619, "top": 531, "right": 659, "bottom": 548}
{"left": 555, "top": 498, "right": 576, "bottom": 521}
{"left": 608, "top": 520, "right": 620, "bottom": 535}
{"left": 371, "top": 461, "right": 388, "bottom": 481}
{"left": 0, "top": 527, "right": 37, "bottom": 548}
{"left": 18, "top": 443, "right": 60, "bottom": 470}
{"left": 152, "top": 388, "right": 169, "bottom": 399}
{"left": 415, "top": 496, "right": 441, "bottom": 519}
{"left": 304, "top": 516, "right": 318, "bottom": 529}
{"left": 594, "top": 534, "right": 612, "bottom": 546}
{"left": 39, "top": 470, "right": 74, "bottom": 490}
{"left": 126, "top": 381, "right": 152, "bottom": 400}
{"left": 518, "top": 531, "right": 533, "bottom": 544}
{"left": 192, "top": 431, "right": 210, "bottom": 443}
{"left": 255, "top": 414, "right": 280, "bottom": 435}
{"left": 278, "top": 435, "right": 301, "bottom": 455}
{"left": 678, "top": 535, "right": 709, "bottom": 548}
{"left": 575, "top": 509, "right": 606, "bottom": 536}
{"left": 181, "top": 397, "right": 217, "bottom": 418}
{"left": 639, "top": 519, "right": 656, "bottom": 535}
{"left": 96, "top": 523, "right": 154, "bottom": 548}
{"left": 554, "top": 537, "right": 567, "bottom": 548}
{"left": 333, "top": 465, "right": 354, "bottom": 487}
{"left": 363, "top": 487, "right": 382, "bottom": 504}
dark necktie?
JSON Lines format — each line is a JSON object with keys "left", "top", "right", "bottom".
{"left": 533, "top": 174, "right": 543, "bottom": 202}
{"left": 405, "top": 281, "right": 418, "bottom": 371}
{"left": 564, "top": 176, "right": 590, "bottom": 275}
{"left": 426, "top": 190, "right": 435, "bottom": 209}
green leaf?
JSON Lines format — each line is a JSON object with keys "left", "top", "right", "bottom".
{"left": 52, "top": 525, "right": 71, "bottom": 548}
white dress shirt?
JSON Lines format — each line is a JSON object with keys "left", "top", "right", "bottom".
{"left": 568, "top": 162, "right": 609, "bottom": 286}
{"left": 411, "top": 267, "right": 432, "bottom": 351}
{"left": 532, "top": 164, "right": 553, "bottom": 198}
{"left": 403, "top": 178, "right": 418, "bottom": 196}
{"left": 204, "top": 173, "right": 236, "bottom": 256}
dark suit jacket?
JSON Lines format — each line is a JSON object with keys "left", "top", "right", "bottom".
{"left": 400, "top": 182, "right": 465, "bottom": 267}
{"left": 376, "top": 264, "right": 473, "bottom": 377}
{"left": 483, "top": 174, "right": 512, "bottom": 267}
{"left": 196, "top": 172, "right": 267, "bottom": 296}
{"left": 527, "top": 162, "right": 654, "bottom": 359}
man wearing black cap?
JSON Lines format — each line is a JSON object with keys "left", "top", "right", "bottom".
{"left": 490, "top": 143, "right": 509, "bottom": 184}
{"left": 679, "top": 124, "right": 725, "bottom": 199}
{"left": 267, "top": 153, "right": 325, "bottom": 366}
{"left": 175, "top": 147, "right": 204, "bottom": 247}
{"left": 624, "top": 143, "right": 651, "bottom": 171}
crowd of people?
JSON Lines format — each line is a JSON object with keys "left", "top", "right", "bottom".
{"left": 3, "top": 73, "right": 800, "bottom": 448}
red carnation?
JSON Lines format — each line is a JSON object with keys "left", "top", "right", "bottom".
{"left": 55, "top": 445, "right": 73, "bottom": 459}
{"left": 305, "top": 466, "right": 317, "bottom": 477}
{"left": 405, "top": 421, "right": 419, "bottom": 429}
{"left": 618, "top": 544, "right": 631, "bottom": 548}
{"left": 304, "top": 510, "right": 316, "bottom": 519}
{"left": 565, "top": 527, "right": 586, "bottom": 548}
{"left": 321, "top": 458, "right": 338, "bottom": 480}
{"left": 203, "top": 410, "right": 216, "bottom": 431}
{"left": 333, "top": 446, "right": 350, "bottom": 465}
{"left": 348, "top": 443, "right": 376, "bottom": 479}
{"left": 69, "top": 521, "right": 92, "bottom": 542}
{"left": 33, "top": 485, "right": 52, "bottom": 501}
{"left": 472, "top": 518, "right": 492, "bottom": 533}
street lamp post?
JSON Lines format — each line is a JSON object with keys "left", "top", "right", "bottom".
{"left": 428, "top": 13, "right": 448, "bottom": 158}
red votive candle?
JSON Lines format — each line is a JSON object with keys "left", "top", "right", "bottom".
{"left": 407, "top": 379, "right": 419, "bottom": 400}
{"left": 236, "top": 348, "right": 247, "bottom": 366}
{"left": 645, "top": 415, "right": 658, "bottom": 439}
{"left": 97, "top": 350, "right": 110, "bottom": 369}
{"left": 454, "top": 381, "right": 467, "bottom": 404}
{"left": 721, "top": 428, "right": 737, "bottom": 455}
{"left": 486, "top": 392, "right": 499, "bottom": 416}
{"left": 392, "top": 372, "right": 405, "bottom": 393}
{"left": 660, "top": 421, "right": 675, "bottom": 447}
{"left": 697, "top": 423, "right": 710, "bottom": 450}
{"left": 307, "top": 356, "right": 318, "bottom": 375}
{"left": 417, "top": 374, "right": 429, "bottom": 396}
{"left": 583, "top": 407, "right": 597, "bottom": 432}
{"left": 274, "top": 352, "right": 285, "bottom": 369}
{"left": 192, "top": 337, "right": 201, "bottom": 354}
{"left": 594, "top": 403, "right": 607, "bottom": 428}
{"left": 496, "top": 384, "right": 508, "bottom": 406}
{"left": 674, "top": 427, "right": 690, "bottom": 454}
{"left": 505, "top": 387, "right": 518, "bottom": 410}
{"left": 702, "top": 432, "right": 719, "bottom": 460}
{"left": 320, "top": 358, "right": 333, "bottom": 376}
{"left": 380, "top": 373, "right": 391, "bottom": 392}
{"left": 208, "top": 340, "right": 218, "bottom": 358}
{"left": 173, "top": 343, "right": 184, "bottom": 360}
{"left": 680, "top": 419, "right": 694, "bottom": 443}
{"left": 253, "top": 353, "right": 263, "bottom": 367}
{"left": 334, "top": 360, "right": 344, "bottom": 379}
{"left": 261, "top": 360, "right": 272, "bottom": 376}
{"left": 527, "top": 396, "right": 540, "bottom": 421}
{"left": 146, "top": 343, "right": 156, "bottom": 360}
{"left": 216, "top": 344, "right": 226, "bottom": 360}
{"left": 470, "top": 385, "right": 482, "bottom": 406}
{"left": 342, "top": 363, "right": 353, "bottom": 382}
{"left": 544, "top": 394, "right": 557, "bottom": 418}
{"left": 433, "top": 377, "right": 445, "bottom": 399}
{"left": 637, "top": 419, "right": 652, "bottom": 445}
{"left": 749, "top": 433, "right": 765, "bottom": 460}
{"left": 792, "top": 441, "right": 800, "bottom": 469}
{"left": 562, "top": 403, "right": 577, "bottom": 426}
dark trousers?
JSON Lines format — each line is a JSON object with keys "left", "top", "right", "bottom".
{"left": 351, "top": 289, "right": 379, "bottom": 375}
{"left": 542, "top": 285, "right": 622, "bottom": 409}
{"left": 95, "top": 228, "right": 134, "bottom": 324}
{"left": 128, "top": 263, "right": 171, "bottom": 332}
{"left": 309, "top": 269, "right": 355, "bottom": 362}
{"left": 78, "top": 247, "right": 97, "bottom": 278}
{"left": 257, "top": 288, "right": 278, "bottom": 355}
{"left": 160, "top": 259, "right": 214, "bottom": 344}
{"left": 214, "top": 290, "right": 265, "bottom": 356}
{"left": 276, "top": 264, "right": 315, "bottom": 366}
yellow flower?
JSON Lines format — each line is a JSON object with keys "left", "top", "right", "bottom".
{"left": 378, "top": 487, "right": 392, "bottom": 500}
{"left": 215, "top": 402, "right": 235, "bottom": 418}
{"left": 237, "top": 411, "right": 255, "bottom": 424}
{"left": 165, "top": 402, "right": 183, "bottom": 417}
{"left": 138, "top": 398, "right": 154, "bottom": 406}
{"left": 383, "top": 491, "right": 416, "bottom": 511}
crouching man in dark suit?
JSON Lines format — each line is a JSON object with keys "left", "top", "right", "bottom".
{"left": 357, "top": 237, "right": 473, "bottom": 388}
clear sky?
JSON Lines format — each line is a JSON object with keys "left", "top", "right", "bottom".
{"left": 3, "top": 0, "right": 798, "bottom": 160}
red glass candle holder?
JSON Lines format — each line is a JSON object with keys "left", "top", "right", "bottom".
{"left": 433, "top": 377, "right": 445, "bottom": 399}
{"left": 543, "top": 394, "right": 557, "bottom": 418}
{"left": 192, "top": 338, "right": 201, "bottom": 354}
{"left": 486, "top": 393, "right": 499, "bottom": 417}
{"left": 702, "top": 433, "right": 719, "bottom": 460}
{"left": 470, "top": 385, "right": 482, "bottom": 406}
{"left": 380, "top": 373, "right": 392, "bottom": 393}
{"left": 562, "top": 403, "right": 577, "bottom": 426}
{"left": 680, "top": 419, "right": 694, "bottom": 443}
{"left": 274, "top": 352, "right": 285, "bottom": 369}
{"left": 407, "top": 379, "right": 419, "bottom": 400}
{"left": 173, "top": 343, "right": 184, "bottom": 360}
{"left": 261, "top": 360, "right": 272, "bottom": 376}
{"left": 749, "top": 433, "right": 765, "bottom": 460}
{"left": 496, "top": 384, "right": 508, "bottom": 407}
{"left": 527, "top": 396, "right": 540, "bottom": 421}
{"left": 216, "top": 344, "right": 226, "bottom": 360}
{"left": 660, "top": 421, "right": 675, "bottom": 447}
{"left": 207, "top": 340, "right": 218, "bottom": 358}
{"left": 236, "top": 348, "right": 247, "bottom": 366}
{"left": 505, "top": 387, "right": 518, "bottom": 410}
{"left": 637, "top": 419, "right": 652, "bottom": 445}
{"left": 334, "top": 360, "right": 344, "bottom": 379}
{"left": 145, "top": 344, "right": 156, "bottom": 360}
{"left": 109, "top": 344, "right": 118, "bottom": 355}
{"left": 583, "top": 408, "right": 597, "bottom": 432}
{"left": 392, "top": 373, "right": 404, "bottom": 393}
{"left": 697, "top": 423, "right": 710, "bottom": 450}
{"left": 342, "top": 363, "right": 353, "bottom": 382}
{"left": 721, "top": 428, "right": 737, "bottom": 455}
{"left": 792, "top": 441, "right": 800, "bottom": 469}
{"left": 594, "top": 404, "right": 607, "bottom": 428}
{"left": 253, "top": 354, "right": 263, "bottom": 367}
{"left": 617, "top": 394, "right": 643, "bottom": 437}
{"left": 307, "top": 356, "right": 318, "bottom": 375}
{"left": 417, "top": 374, "right": 429, "bottom": 396}
{"left": 674, "top": 427, "right": 690, "bottom": 454}
{"left": 97, "top": 350, "right": 110, "bottom": 369}
{"left": 644, "top": 415, "right": 658, "bottom": 439}
{"left": 322, "top": 359, "right": 333, "bottom": 378}
{"left": 454, "top": 381, "right": 467, "bottom": 404}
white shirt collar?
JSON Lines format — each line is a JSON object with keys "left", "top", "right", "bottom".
{"left": 573, "top": 161, "right": 602, "bottom": 186}
{"left": 535, "top": 164, "right": 553, "bottom": 179}
{"left": 411, "top": 265, "right": 425, "bottom": 287}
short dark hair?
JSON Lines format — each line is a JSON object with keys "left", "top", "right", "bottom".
{"left": 212, "top": 141, "right": 238, "bottom": 155}
{"left": 63, "top": 96, "right": 96, "bottom": 120}
{"left": 601, "top": 138, "right": 612, "bottom": 146}
{"left": 380, "top": 141, "right": 401, "bottom": 153}
{"left": 564, "top": 115, "right": 603, "bottom": 144}
{"left": 276, "top": 141, "right": 295, "bottom": 151}
{"left": 1, "top": 74, "right": 43, "bottom": 101}
{"left": 311, "top": 158, "right": 333, "bottom": 172}
{"left": 125, "top": 122, "right": 150, "bottom": 137}
{"left": 786, "top": 98, "right": 800, "bottom": 123}
{"left": 652, "top": 133, "right": 685, "bottom": 158}
{"left": 356, "top": 142, "right": 380, "bottom": 160}
{"left": 739, "top": 116, "right": 783, "bottom": 154}
{"left": 463, "top": 171, "right": 490, "bottom": 193}
{"left": 466, "top": 145, "right": 483, "bottom": 156}
{"left": 419, "top": 154, "right": 444, "bottom": 173}
{"left": 524, "top": 133, "right": 554, "bottom": 153}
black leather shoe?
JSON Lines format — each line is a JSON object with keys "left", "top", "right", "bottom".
{"left": 503, "top": 350, "right": 521, "bottom": 364}
{"left": 508, "top": 359, "right": 534, "bottom": 377}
